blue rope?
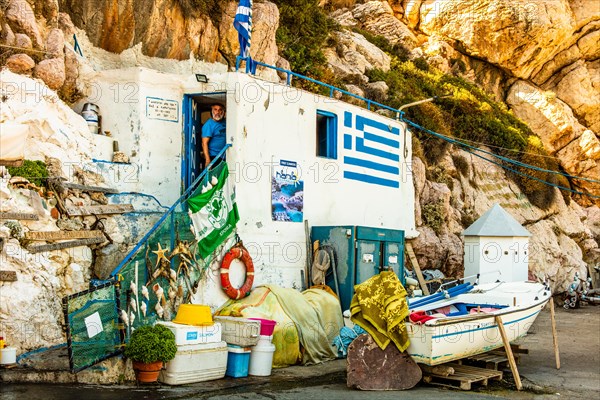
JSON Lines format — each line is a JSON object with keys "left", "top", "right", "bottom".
{"left": 402, "top": 118, "right": 600, "bottom": 199}
{"left": 73, "top": 34, "right": 83, "bottom": 57}
{"left": 401, "top": 118, "right": 600, "bottom": 185}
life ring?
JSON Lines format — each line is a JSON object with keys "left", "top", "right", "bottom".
{"left": 220, "top": 245, "right": 254, "bottom": 299}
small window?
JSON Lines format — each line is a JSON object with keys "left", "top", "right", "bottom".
{"left": 316, "top": 110, "right": 337, "bottom": 159}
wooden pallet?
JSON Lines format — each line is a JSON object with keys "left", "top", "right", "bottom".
{"left": 422, "top": 363, "right": 503, "bottom": 390}
{"left": 464, "top": 352, "right": 510, "bottom": 370}
{"left": 458, "top": 344, "right": 529, "bottom": 370}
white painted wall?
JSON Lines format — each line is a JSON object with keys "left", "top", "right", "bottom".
{"left": 86, "top": 68, "right": 417, "bottom": 297}
{"left": 226, "top": 73, "right": 416, "bottom": 288}
{"left": 464, "top": 236, "right": 529, "bottom": 284}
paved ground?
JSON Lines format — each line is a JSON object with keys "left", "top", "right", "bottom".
{"left": 1, "top": 301, "right": 598, "bottom": 399}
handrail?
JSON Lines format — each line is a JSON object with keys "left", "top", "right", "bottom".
{"left": 110, "top": 144, "right": 231, "bottom": 277}
{"left": 236, "top": 56, "right": 403, "bottom": 120}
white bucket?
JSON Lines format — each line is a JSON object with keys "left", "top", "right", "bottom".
{"left": 1, "top": 347, "right": 17, "bottom": 365}
{"left": 248, "top": 339, "right": 275, "bottom": 376}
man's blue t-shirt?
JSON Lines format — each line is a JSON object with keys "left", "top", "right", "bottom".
{"left": 201, "top": 118, "right": 226, "bottom": 156}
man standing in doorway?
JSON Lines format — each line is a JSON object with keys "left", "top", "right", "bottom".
{"left": 201, "top": 103, "right": 226, "bottom": 168}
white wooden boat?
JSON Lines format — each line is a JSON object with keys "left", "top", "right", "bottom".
{"left": 406, "top": 281, "right": 551, "bottom": 365}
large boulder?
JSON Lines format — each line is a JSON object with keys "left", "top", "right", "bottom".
{"left": 33, "top": 58, "right": 66, "bottom": 90}
{"left": 324, "top": 30, "right": 391, "bottom": 81}
{"left": 5, "top": 0, "right": 44, "bottom": 48}
{"left": 6, "top": 53, "right": 35, "bottom": 74}
{"left": 507, "top": 80, "right": 600, "bottom": 205}
{"left": 333, "top": 1, "right": 418, "bottom": 49}
{"left": 418, "top": 0, "right": 577, "bottom": 79}
{"left": 219, "top": 1, "right": 280, "bottom": 75}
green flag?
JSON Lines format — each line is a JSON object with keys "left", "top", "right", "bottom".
{"left": 187, "top": 163, "right": 239, "bottom": 258}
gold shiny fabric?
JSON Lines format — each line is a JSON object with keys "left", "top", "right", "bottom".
{"left": 350, "top": 271, "right": 410, "bottom": 352}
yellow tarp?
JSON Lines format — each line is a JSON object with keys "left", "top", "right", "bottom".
{"left": 350, "top": 271, "right": 410, "bottom": 352}
{"left": 216, "top": 285, "right": 343, "bottom": 367}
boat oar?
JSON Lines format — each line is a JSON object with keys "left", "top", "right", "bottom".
{"left": 549, "top": 297, "right": 560, "bottom": 369}
{"left": 495, "top": 315, "right": 522, "bottom": 390}
{"left": 409, "top": 282, "right": 470, "bottom": 307}
{"left": 409, "top": 283, "right": 473, "bottom": 308}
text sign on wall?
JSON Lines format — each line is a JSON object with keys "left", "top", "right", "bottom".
{"left": 146, "top": 97, "right": 179, "bottom": 122}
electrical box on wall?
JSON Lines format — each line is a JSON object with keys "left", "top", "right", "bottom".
{"left": 311, "top": 226, "right": 405, "bottom": 311}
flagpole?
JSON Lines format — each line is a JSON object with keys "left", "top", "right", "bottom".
{"left": 234, "top": 0, "right": 254, "bottom": 74}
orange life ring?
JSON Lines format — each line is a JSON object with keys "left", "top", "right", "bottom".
{"left": 220, "top": 245, "right": 254, "bottom": 299}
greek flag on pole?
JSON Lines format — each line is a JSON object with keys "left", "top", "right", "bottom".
{"left": 187, "top": 163, "right": 239, "bottom": 259}
{"left": 234, "top": 0, "right": 255, "bottom": 73}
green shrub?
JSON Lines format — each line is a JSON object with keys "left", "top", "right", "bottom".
{"left": 124, "top": 324, "right": 177, "bottom": 364}
{"left": 362, "top": 59, "right": 557, "bottom": 207}
{"left": 7, "top": 160, "right": 48, "bottom": 187}
{"left": 272, "top": 0, "right": 337, "bottom": 87}
{"left": 422, "top": 201, "right": 445, "bottom": 234}
{"left": 427, "top": 165, "right": 452, "bottom": 186}
{"left": 452, "top": 154, "right": 470, "bottom": 176}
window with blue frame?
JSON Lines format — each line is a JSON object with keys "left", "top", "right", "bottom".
{"left": 316, "top": 110, "right": 337, "bottom": 159}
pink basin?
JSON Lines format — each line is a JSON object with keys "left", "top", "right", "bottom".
{"left": 249, "top": 318, "right": 276, "bottom": 336}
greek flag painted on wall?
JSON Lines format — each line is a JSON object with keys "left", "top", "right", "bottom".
{"left": 234, "top": 0, "right": 255, "bottom": 72}
{"left": 187, "top": 163, "right": 239, "bottom": 259}
{"left": 342, "top": 111, "right": 401, "bottom": 188}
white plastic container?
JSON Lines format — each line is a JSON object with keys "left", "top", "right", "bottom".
{"left": 157, "top": 321, "right": 222, "bottom": 345}
{"left": 0, "top": 347, "right": 17, "bottom": 365}
{"left": 214, "top": 316, "right": 260, "bottom": 346}
{"left": 159, "top": 341, "right": 228, "bottom": 385}
{"left": 248, "top": 335, "right": 275, "bottom": 376}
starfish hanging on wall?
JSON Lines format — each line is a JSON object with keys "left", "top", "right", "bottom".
{"left": 152, "top": 242, "right": 170, "bottom": 268}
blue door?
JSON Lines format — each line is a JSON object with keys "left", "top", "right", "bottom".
{"left": 182, "top": 95, "right": 202, "bottom": 191}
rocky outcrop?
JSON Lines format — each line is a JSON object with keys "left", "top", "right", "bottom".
{"left": 332, "top": 1, "right": 418, "bottom": 49}
{"left": 6, "top": 53, "right": 35, "bottom": 73}
{"left": 417, "top": 0, "right": 580, "bottom": 80}
{"left": 219, "top": 1, "right": 280, "bottom": 70}
{"left": 324, "top": 30, "right": 391, "bottom": 81}
{"left": 57, "top": 0, "right": 280, "bottom": 69}
{"left": 506, "top": 80, "right": 600, "bottom": 205}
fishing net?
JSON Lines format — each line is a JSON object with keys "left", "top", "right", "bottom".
{"left": 62, "top": 281, "right": 123, "bottom": 372}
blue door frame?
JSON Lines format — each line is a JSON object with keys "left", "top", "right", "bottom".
{"left": 182, "top": 92, "right": 227, "bottom": 192}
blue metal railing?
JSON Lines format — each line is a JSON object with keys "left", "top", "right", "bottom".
{"left": 236, "top": 56, "right": 404, "bottom": 120}
{"left": 110, "top": 145, "right": 231, "bottom": 277}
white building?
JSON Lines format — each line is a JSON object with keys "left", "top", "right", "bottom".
{"left": 462, "top": 203, "right": 531, "bottom": 284}
{"left": 85, "top": 67, "right": 417, "bottom": 304}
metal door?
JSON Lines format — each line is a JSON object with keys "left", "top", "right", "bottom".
{"left": 383, "top": 241, "right": 405, "bottom": 284}
{"left": 356, "top": 240, "right": 380, "bottom": 284}
{"left": 182, "top": 95, "right": 202, "bottom": 191}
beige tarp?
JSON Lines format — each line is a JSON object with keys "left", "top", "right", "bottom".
{"left": 0, "top": 122, "right": 29, "bottom": 165}
{"left": 216, "top": 285, "right": 344, "bottom": 367}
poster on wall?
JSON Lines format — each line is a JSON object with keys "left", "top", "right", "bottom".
{"left": 271, "top": 159, "right": 304, "bottom": 222}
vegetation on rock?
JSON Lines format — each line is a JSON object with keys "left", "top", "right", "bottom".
{"left": 7, "top": 160, "right": 49, "bottom": 187}
{"left": 272, "top": 0, "right": 338, "bottom": 90}
{"left": 365, "top": 57, "right": 564, "bottom": 210}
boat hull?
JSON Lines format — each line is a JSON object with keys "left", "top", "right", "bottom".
{"left": 406, "top": 283, "right": 550, "bottom": 365}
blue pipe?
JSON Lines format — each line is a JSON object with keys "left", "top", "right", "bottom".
{"left": 409, "top": 283, "right": 473, "bottom": 308}
{"left": 409, "top": 282, "right": 470, "bottom": 307}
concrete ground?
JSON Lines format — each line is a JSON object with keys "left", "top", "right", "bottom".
{"left": 1, "top": 301, "right": 598, "bottom": 399}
